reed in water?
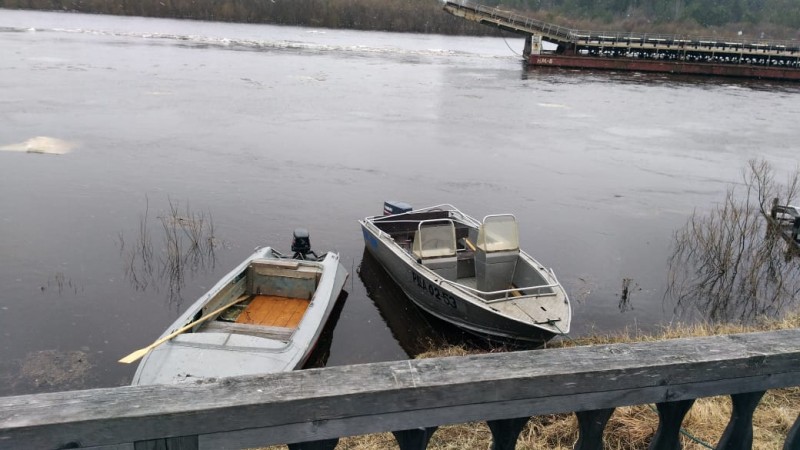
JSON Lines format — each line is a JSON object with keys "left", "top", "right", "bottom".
{"left": 667, "top": 159, "right": 800, "bottom": 324}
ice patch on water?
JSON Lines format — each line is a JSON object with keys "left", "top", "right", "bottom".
{"left": 538, "top": 103, "right": 568, "bottom": 108}
{"left": 0, "top": 136, "right": 76, "bottom": 155}
{"left": 15, "top": 26, "right": 498, "bottom": 61}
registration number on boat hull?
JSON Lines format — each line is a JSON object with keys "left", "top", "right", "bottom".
{"left": 411, "top": 272, "right": 457, "bottom": 309}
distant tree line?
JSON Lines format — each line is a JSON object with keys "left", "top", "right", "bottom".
{"left": 0, "top": 0, "right": 490, "bottom": 35}
{"left": 495, "top": 0, "right": 800, "bottom": 37}
{"left": 543, "top": 0, "right": 797, "bottom": 28}
{"left": 2, "top": 0, "right": 799, "bottom": 38}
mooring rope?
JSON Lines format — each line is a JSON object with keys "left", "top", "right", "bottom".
{"left": 502, "top": 33, "right": 521, "bottom": 56}
{"left": 551, "top": 320, "right": 574, "bottom": 342}
{"left": 495, "top": 27, "right": 521, "bottom": 57}
{"left": 646, "top": 404, "right": 714, "bottom": 449}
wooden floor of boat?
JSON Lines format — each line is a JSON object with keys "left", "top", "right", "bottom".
{"left": 235, "top": 295, "right": 310, "bottom": 328}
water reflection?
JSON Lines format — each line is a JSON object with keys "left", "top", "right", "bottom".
{"left": 118, "top": 198, "right": 219, "bottom": 307}
{"left": 302, "top": 291, "right": 348, "bottom": 369}
{"left": 41, "top": 272, "right": 83, "bottom": 296}
{"left": 667, "top": 160, "right": 800, "bottom": 323}
{"left": 358, "top": 249, "right": 496, "bottom": 356}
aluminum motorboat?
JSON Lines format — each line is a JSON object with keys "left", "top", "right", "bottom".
{"left": 359, "top": 202, "right": 570, "bottom": 345}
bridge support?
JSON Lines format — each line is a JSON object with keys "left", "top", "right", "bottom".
{"left": 524, "top": 35, "right": 532, "bottom": 58}
{"left": 523, "top": 35, "right": 542, "bottom": 59}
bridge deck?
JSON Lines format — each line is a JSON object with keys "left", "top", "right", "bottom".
{"left": 443, "top": 0, "right": 800, "bottom": 60}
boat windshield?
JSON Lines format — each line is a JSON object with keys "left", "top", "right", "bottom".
{"left": 413, "top": 221, "right": 456, "bottom": 259}
{"left": 477, "top": 215, "right": 519, "bottom": 252}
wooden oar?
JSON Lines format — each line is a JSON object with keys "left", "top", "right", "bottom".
{"left": 463, "top": 237, "right": 477, "bottom": 252}
{"left": 118, "top": 294, "right": 251, "bottom": 364}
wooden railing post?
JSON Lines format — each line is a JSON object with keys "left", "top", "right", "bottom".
{"left": 288, "top": 438, "right": 339, "bottom": 450}
{"left": 784, "top": 412, "right": 800, "bottom": 450}
{"left": 574, "top": 408, "right": 615, "bottom": 450}
{"left": 715, "top": 391, "right": 766, "bottom": 450}
{"left": 392, "top": 427, "right": 438, "bottom": 450}
{"left": 487, "top": 417, "right": 530, "bottom": 450}
{"left": 133, "top": 436, "right": 198, "bottom": 450}
{"left": 648, "top": 399, "right": 696, "bottom": 450}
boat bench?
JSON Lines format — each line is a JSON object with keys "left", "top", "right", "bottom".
{"left": 247, "top": 260, "right": 322, "bottom": 300}
{"left": 201, "top": 320, "right": 294, "bottom": 341}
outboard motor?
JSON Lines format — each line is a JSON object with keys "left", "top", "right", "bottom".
{"left": 384, "top": 200, "right": 412, "bottom": 216}
{"left": 291, "top": 228, "right": 317, "bottom": 260}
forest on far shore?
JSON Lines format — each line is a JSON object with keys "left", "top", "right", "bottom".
{"left": 2, "top": 0, "right": 799, "bottom": 40}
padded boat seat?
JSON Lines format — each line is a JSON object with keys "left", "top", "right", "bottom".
{"left": 413, "top": 220, "right": 458, "bottom": 281}
{"left": 421, "top": 255, "right": 457, "bottom": 281}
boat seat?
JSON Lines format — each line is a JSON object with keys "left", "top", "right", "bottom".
{"left": 412, "top": 220, "right": 458, "bottom": 281}
{"left": 476, "top": 249, "right": 518, "bottom": 293}
{"left": 420, "top": 255, "right": 458, "bottom": 281}
{"left": 475, "top": 215, "right": 520, "bottom": 297}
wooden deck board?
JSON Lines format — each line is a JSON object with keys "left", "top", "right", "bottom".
{"left": 272, "top": 300, "right": 302, "bottom": 328}
{"left": 235, "top": 295, "right": 310, "bottom": 328}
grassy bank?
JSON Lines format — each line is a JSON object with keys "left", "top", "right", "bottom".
{"left": 283, "top": 312, "right": 799, "bottom": 449}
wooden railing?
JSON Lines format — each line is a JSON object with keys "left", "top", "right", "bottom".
{"left": 1, "top": 329, "right": 799, "bottom": 450}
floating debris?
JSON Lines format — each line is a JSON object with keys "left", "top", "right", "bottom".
{"left": 618, "top": 277, "right": 638, "bottom": 312}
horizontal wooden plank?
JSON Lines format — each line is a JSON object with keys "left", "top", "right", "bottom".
{"left": 199, "top": 372, "right": 800, "bottom": 449}
{"left": 0, "top": 330, "right": 798, "bottom": 449}
{"left": 83, "top": 445, "right": 134, "bottom": 450}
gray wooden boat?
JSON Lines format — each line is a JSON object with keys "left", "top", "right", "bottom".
{"left": 131, "top": 230, "right": 348, "bottom": 385}
{"left": 359, "top": 203, "right": 571, "bottom": 345}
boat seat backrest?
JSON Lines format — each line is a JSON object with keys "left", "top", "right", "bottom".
{"left": 412, "top": 220, "right": 458, "bottom": 281}
{"left": 476, "top": 214, "right": 519, "bottom": 254}
{"left": 475, "top": 215, "right": 520, "bottom": 296}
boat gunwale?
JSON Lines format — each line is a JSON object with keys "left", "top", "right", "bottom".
{"left": 367, "top": 203, "right": 482, "bottom": 228}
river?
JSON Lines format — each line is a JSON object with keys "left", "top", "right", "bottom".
{"left": 1, "top": 8, "right": 799, "bottom": 396}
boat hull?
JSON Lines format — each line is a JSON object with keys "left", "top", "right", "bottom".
{"left": 529, "top": 54, "right": 800, "bottom": 81}
{"left": 361, "top": 222, "right": 561, "bottom": 345}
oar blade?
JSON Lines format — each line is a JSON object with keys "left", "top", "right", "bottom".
{"left": 118, "top": 348, "right": 150, "bottom": 364}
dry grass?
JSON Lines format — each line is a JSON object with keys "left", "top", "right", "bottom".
{"left": 259, "top": 311, "right": 799, "bottom": 450}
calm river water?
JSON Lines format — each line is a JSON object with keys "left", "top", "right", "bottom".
{"left": 1, "top": 8, "right": 799, "bottom": 396}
